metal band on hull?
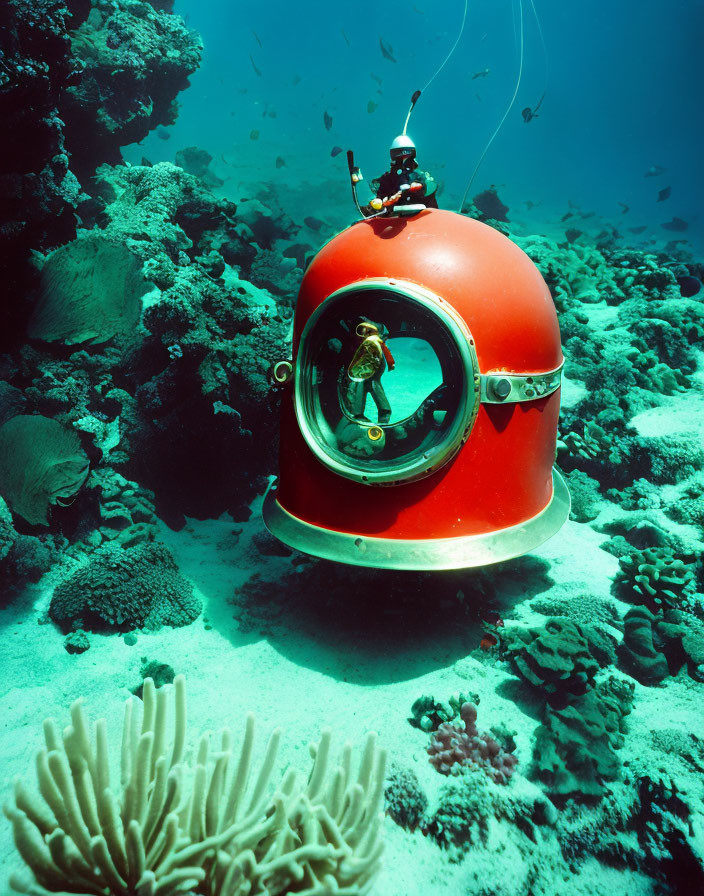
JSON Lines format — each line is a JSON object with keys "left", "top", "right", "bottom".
{"left": 263, "top": 468, "right": 570, "bottom": 571}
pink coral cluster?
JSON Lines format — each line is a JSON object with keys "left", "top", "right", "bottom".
{"left": 427, "top": 702, "right": 518, "bottom": 784}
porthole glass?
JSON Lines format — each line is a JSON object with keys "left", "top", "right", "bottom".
{"left": 295, "top": 282, "right": 479, "bottom": 484}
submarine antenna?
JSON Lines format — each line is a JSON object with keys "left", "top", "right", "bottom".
{"left": 459, "top": 0, "right": 525, "bottom": 213}
{"left": 402, "top": 0, "right": 468, "bottom": 134}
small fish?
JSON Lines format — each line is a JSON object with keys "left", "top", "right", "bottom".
{"left": 568, "top": 199, "right": 580, "bottom": 209}
{"left": 251, "top": 29, "right": 262, "bottom": 48}
{"left": 291, "top": 73, "right": 301, "bottom": 86}
{"left": 644, "top": 165, "right": 666, "bottom": 177}
{"left": 413, "top": 4, "right": 424, "bottom": 12}
{"left": 618, "top": 202, "right": 630, "bottom": 215}
{"left": 371, "top": 73, "right": 382, "bottom": 85}
{"left": 677, "top": 275, "right": 701, "bottom": 297}
{"left": 330, "top": 145, "right": 343, "bottom": 157}
{"left": 628, "top": 225, "right": 647, "bottom": 234}
{"left": 657, "top": 186, "right": 671, "bottom": 202}
{"left": 480, "top": 633, "right": 498, "bottom": 651}
{"left": 304, "top": 216, "right": 325, "bottom": 231}
{"left": 275, "top": 156, "right": 286, "bottom": 168}
{"left": 379, "top": 37, "right": 396, "bottom": 62}
{"left": 249, "top": 129, "right": 259, "bottom": 141}
{"left": 661, "top": 216, "right": 689, "bottom": 232}
{"left": 341, "top": 28, "right": 350, "bottom": 45}
{"left": 565, "top": 228, "right": 583, "bottom": 243}
{"left": 561, "top": 212, "right": 574, "bottom": 222}
{"left": 472, "top": 68, "right": 490, "bottom": 80}
{"left": 249, "top": 54, "right": 262, "bottom": 76}
{"left": 156, "top": 127, "right": 171, "bottom": 141}
{"left": 524, "top": 200, "right": 541, "bottom": 209}
{"left": 267, "top": 107, "right": 277, "bottom": 119}
{"left": 367, "top": 100, "right": 377, "bottom": 113}
{"left": 323, "top": 110, "right": 333, "bottom": 131}
{"left": 522, "top": 106, "right": 537, "bottom": 122}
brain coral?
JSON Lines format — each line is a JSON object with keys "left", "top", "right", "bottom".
{"left": 49, "top": 541, "right": 201, "bottom": 631}
{"left": 28, "top": 234, "right": 146, "bottom": 345}
{"left": 0, "top": 415, "right": 89, "bottom": 525}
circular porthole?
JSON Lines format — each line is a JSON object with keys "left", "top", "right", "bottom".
{"left": 294, "top": 279, "right": 480, "bottom": 485}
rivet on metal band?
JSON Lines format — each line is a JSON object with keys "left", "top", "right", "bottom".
{"left": 480, "top": 362, "right": 564, "bottom": 404}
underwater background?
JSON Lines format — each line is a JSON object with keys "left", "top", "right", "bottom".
{"left": 1, "top": 0, "right": 703, "bottom": 894}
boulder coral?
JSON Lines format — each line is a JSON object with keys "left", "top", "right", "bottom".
{"left": 48, "top": 540, "right": 200, "bottom": 631}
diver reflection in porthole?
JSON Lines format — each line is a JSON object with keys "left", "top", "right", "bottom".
{"left": 343, "top": 318, "right": 395, "bottom": 424}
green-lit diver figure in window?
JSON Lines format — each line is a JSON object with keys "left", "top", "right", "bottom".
{"left": 346, "top": 319, "right": 396, "bottom": 424}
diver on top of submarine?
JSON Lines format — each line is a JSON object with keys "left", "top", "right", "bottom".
{"left": 365, "top": 135, "right": 438, "bottom": 213}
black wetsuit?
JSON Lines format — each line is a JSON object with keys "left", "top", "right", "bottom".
{"left": 373, "top": 164, "right": 438, "bottom": 209}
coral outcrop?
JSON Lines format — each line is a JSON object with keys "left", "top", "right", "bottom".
{"left": 427, "top": 702, "right": 518, "bottom": 784}
{"left": 532, "top": 676, "right": 634, "bottom": 798}
{"left": 48, "top": 541, "right": 200, "bottom": 631}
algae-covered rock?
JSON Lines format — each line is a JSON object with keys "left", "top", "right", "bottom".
{"left": 29, "top": 234, "right": 146, "bottom": 345}
{"left": 0, "top": 415, "right": 89, "bottom": 525}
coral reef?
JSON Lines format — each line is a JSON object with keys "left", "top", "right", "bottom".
{"left": 48, "top": 541, "right": 200, "bottom": 631}
{"left": 62, "top": 0, "right": 202, "bottom": 176}
{"left": 619, "top": 606, "right": 704, "bottom": 684}
{"left": 0, "top": 496, "right": 55, "bottom": 601}
{"left": 63, "top": 629, "right": 90, "bottom": 654}
{"left": 427, "top": 703, "right": 518, "bottom": 784}
{"left": 0, "top": 0, "right": 200, "bottom": 335}
{"left": 5, "top": 677, "right": 386, "bottom": 896}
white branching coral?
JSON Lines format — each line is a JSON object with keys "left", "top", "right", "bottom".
{"left": 5, "top": 676, "right": 386, "bottom": 896}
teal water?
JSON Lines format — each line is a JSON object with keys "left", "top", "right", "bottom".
{"left": 0, "top": 2, "right": 703, "bottom": 895}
